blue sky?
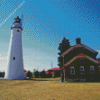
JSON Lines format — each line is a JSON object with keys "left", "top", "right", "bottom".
{"left": 0, "top": 0, "right": 100, "bottom": 72}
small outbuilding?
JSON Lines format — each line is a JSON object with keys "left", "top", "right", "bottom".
{"left": 46, "top": 67, "right": 62, "bottom": 77}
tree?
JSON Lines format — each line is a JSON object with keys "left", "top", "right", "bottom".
{"left": 33, "top": 69, "right": 36, "bottom": 77}
{"left": 47, "top": 72, "right": 52, "bottom": 78}
{"left": 26, "top": 71, "right": 32, "bottom": 79}
{"left": 56, "top": 71, "right": 60, "bottom": 77}
{"left": 34, "top": 70, "right": 39, "bottom": 78}
{"left": 53, "top": 70, "right": 56, "bottom": 78}
{"left": 53, "top": 70, "right": 60, "bottom": 77}
{"left": 0, "top": 71, "right": 5, "bottom": 77}
{"left": 40, "top": 70, "right": 46, "bottom": 78}
{"left": 58, "top": 37, "right": 70, "bottom": 68}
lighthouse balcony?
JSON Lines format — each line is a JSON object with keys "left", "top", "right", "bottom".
{"left": 11, "top": 22, "right": 23, "bottom": 30}
{"left": 11, "top": 26, "right": 23, "bottom": 30}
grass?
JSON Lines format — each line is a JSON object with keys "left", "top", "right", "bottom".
{"left": 0, "top": 77, "right": 100, "bottom": 100}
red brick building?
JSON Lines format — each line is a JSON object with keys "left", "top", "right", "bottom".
{"left": 61, "top": 38, "right": 100, "bottom": 82}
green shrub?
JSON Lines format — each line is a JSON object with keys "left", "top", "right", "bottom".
{"left": 40, "top": 70, "right": 46, "bottom": 78}
{"left": 26, "top": 71, "right": 32, "bottom": 78}
{"left": 55, "top": 71, "right": 60, "bottom": 77}
{"left": 34, "top": 70, "right": 39, "bottom": 78}
{"left": 47, "top": 72, "right": 52, "bottom": 78}
{"left": 33, "top": 69, "right": 36, "bottom": 76}
{"left": 0, "top": 72, "right": 5, "bottom": 77}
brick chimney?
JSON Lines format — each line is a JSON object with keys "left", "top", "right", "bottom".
{"left": 76, "top": 38, "right": 81, "bottom": 44}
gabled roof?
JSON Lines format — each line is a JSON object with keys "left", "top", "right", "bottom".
{"left": 63, "top": 53, "right": 98, "bottom": 68}
{"left": 48, "top": 67, "right": 62, "bottom": 71}
{"left": 61, "top": 44, "right": 98, "bottom": 57}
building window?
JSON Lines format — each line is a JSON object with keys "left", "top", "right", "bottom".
{"left": 72, "top": 49, "right": 76, "bottom": 53}
{"left": 70, "top": 67, "right": 75, "bottom": 75}
{"left": 17, "top": 29, "right": 19, "bottom": 32}
{"left": 80, "top": 66, "right": 84, "bottom": 74}
{"left": 81, "top": 48, "right": 85, "bottom": 53}
{"left": 80, "top": 59, "right": 84, "bottom": 64}
{"left": 13, "top": 57, "right": 15, "bottom": 60}
{"left": 90, "top": 66, "right": 95, "bottom": 74}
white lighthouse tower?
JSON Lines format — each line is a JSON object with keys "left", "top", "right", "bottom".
{"left": 4, "top": 16, "right": 26, "bottom": 80}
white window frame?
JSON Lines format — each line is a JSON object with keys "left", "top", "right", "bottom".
{"left": 80, "top": 66, "right": 84, "bottom": 74}
{"left": 70, "top": 67, "right": 75, "bottom": 75}
{"left": 90, "top": 66, "right": 95, "bottom": 74}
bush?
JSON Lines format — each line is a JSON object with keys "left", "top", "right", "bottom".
{"left": 26, "top": 71, "right": 32, "bottom": 79}
{"left": 40, "top": 70, "right": 46, "bottom": 78}
{"left": 0, "top": 72, "right": 5, "bottom": 77}
{"left": 33, "top": 69, "right": 36, "bottom": 77}
{"left": 53, "top": 71, "right": 61, "bottom": 77}
{"left": 34, "top": 70, "right": 39, "bottom": 78}
{"left": 55, "top": 71, "right": 60, "bottom": 77}
{"left": 47, "top": 72, "right": 52, "bottom": 78}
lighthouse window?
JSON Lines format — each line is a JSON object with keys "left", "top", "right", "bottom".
{"left": 13, "top": 57, "right": 15, "bottom": 60}
{"left": 17, "top": 30, "right": 19, "bottom": 32}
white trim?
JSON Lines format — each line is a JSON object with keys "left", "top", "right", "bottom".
{"left": 64, "top": 56, "right": 98, "bottom": 67}
{"left": 61, "top": 45, "right": 98, "bottom": 57}
{"left": 85, "top": 46, "right": 97, "bottom": 53}
{"left": 86, "top": 56, "right": 98, "bottom": 64}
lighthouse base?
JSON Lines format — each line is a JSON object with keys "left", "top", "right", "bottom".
{"left": 4, "top": 73, "right": 26, "bottom": 80}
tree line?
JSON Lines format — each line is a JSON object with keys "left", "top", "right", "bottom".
{"left": 0, "top": 70, "right": 61, "bottom": 79}
{"left": 26, "top": 69, "right": 61, "bottom": 79}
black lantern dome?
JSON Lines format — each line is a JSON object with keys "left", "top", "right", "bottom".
{"left": 14, "top": 16, "right": 21, "bottom": 24}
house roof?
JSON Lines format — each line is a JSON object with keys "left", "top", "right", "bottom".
{"left": 62, "top": 53, "right": 99, "bottom": 69}
{"left": 61, "top": 44, "right": 98, "bottom": 57}
{"left": 48, "top": 67, "right": 62, "bottom": 71}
